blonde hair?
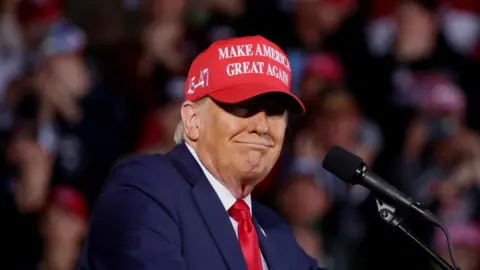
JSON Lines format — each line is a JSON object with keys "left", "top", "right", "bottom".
{"left": 173, "top": 120, "right": 185, "bottom": 144}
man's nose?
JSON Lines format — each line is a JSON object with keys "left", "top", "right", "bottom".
{"left": 247, "top": 111, "right": 269, "bottom": 134}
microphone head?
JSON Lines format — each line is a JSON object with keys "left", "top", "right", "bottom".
{"left": 322, "top": 146, "right": 364, "bottom": 184}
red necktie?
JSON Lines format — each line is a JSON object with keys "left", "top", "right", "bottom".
{"left": 228, "top": 200, "right": 263, "bottom": 270}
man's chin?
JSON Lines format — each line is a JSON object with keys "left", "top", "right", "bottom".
{"left": 238, "top": 166, "right": 270, "bottom": 183}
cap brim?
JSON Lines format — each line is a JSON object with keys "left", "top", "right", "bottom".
{"left": 207, "top": 85, "right": 305, "bottom": 114}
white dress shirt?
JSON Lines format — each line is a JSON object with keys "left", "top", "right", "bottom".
{"left": 186, "top": 143, "right": 268, "bottom": 269}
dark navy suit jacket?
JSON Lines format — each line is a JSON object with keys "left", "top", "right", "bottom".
{"left": 78, "top": 143, "right": 323, "bottom": 270}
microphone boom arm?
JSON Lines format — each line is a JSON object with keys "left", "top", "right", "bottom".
{"left": 322, "top": 146, "right": 460, "bottom": 269}
{"left": 375, "top": 198, "right": 456, "bottom": 270}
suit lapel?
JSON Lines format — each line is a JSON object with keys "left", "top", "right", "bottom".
{"left": 167, "top": 144, "right": 247, "bottom": 270}
{"left": 253, "top": 220, "right": 290, "bottom": 270}
{"left": 192, "top": 181, "right": 247, "bottom": 270}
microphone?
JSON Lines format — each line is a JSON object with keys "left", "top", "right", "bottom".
{"left": 322, "top": 145, "right": 440, "bottom": 225}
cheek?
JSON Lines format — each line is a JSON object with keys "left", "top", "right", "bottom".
{"left": 270, "top": 119, "right": 287, "bottom": 144}
{"left": 203, "top": 115, "right": 243, "bottom": 153}
{"left": 216, "top": 120, "right": 243, "bottom": 143}
{"left": 266, "top": 120, "right": 287, "bottom": 161}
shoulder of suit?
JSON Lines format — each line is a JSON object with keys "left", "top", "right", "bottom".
{"left": 111, "top": 153, "right": 171, "bottom": 171}
{"left": 105, "top": 153, "right": 179, "bottom": 190}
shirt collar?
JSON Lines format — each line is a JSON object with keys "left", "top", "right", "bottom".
{"left": 185, "top": 143, "right": 252, "bottom": 214}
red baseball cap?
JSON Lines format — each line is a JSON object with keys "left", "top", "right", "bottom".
{"left": 303, "top": 53, "right": 344, "bottom": 84}
{"left": 184, "top": 35, "right": 305, "bottom": 113}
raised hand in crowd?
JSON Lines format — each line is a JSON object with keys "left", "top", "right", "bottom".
{"left": 140, "top": 21, "right": 186, "bottom": 76}
{"left": 6, "top": 135, "right": 52, "bottom": 212}
{"left": 34, "top": 54, "right": 90, "bottom": 124}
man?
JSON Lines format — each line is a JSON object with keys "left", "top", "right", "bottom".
{"left": 78, "top": 35, "right": 322, "bottom": 270}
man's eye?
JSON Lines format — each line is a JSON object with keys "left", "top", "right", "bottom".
{"left": 232, "top": 107, "right": 251, "bottom": 117}
{"left": 266, "top": 107, "right": 286, "bottom": 117}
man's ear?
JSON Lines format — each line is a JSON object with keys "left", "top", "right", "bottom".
{"left": 181, "top": 100, "right": 201, "bottom": 141}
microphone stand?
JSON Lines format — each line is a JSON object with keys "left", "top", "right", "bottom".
{"left": 375, "top": 198, "right": 456, "bottom": 270}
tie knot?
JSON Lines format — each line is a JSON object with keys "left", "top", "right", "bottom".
{"left": 228, "top": 199, "right": 251, "bottom": 222}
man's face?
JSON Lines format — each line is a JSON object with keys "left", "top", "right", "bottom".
{"left": 198, "top": 94, "right": 287, "bottom": 187}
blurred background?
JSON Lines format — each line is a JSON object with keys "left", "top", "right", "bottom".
{"left": 1, "top": 0, "right": 480, "bottom": 269}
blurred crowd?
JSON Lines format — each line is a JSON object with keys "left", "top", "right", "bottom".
{"left": 1, "top": 0, "right": 480, "bottom": 269}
